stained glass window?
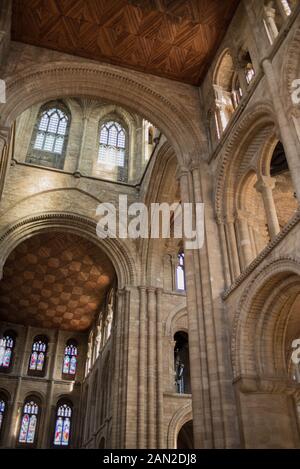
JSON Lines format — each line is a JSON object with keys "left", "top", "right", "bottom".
{"left": 34, "top": 107, "right": 68, "bottom": 155}
{"left": 176, "top": 252, "right": 186, "bottom": 291}
{"left": 63, "top": 340, "right": 78, "bottom": 377}
{"left": 0, "top": 399, "right": 5, "bottom": 433}
{"left": 29, "top": 336, "right": 48, "bottom": 373}
{"left": 54, "top": 403, "right": 72, "bottom": 447}
{"left": 18, "top": 400, "right": 39, "bottom": 445}
{"left": 98, "top": 121, "right": 126, "bottom": 167}
{"left": 0, "top": 332, "right": 15, "bottom": 370}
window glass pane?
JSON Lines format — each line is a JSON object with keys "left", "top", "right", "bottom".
{"left": 44, "top": 134, "right": 55, "bottom": 152}
{"left": 34, "top": 132, "right": 45, "bottom": 150}
{"left": 39, "top": 114, "right": 49, "bottom": 131}
{"left": 98, "top": 121, "right": 126, "bottom": 167}
{"left": 48, "top": 113, "right": 59, "bottom": 133}
{"left": 54, "top": 137, "right": 64, "bottom": 154}
{"left": 57, "top": 118, "right": 67, "bottom": 136}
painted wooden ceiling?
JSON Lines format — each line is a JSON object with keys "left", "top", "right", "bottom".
{"left": 12, "top": 0, "right": 240, "bottom": 85}
{"left": 0, "top": 233, "right": 115, "bottom": 331}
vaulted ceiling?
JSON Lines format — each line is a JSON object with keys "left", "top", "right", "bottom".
{"left": 0, "top": 233, "right": 115, "bottom": 332}
{"left": 12, "top": 0, "right": 240, "bottom": 85}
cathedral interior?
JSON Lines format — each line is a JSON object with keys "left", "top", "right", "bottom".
{"left": 0, "top": 0, "right": 300, "bottom": 449}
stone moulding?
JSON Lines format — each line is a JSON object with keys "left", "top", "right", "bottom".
{"left": 0, "top": 211, "right": 138, "bottom": 287}
{"left": 223, "top": 209, "right": 300, "bottom": 299}
{"left": 231, "top": 256, "right": 300, "bottom": 380}
{"left": 1, "top": 61, "right": 206, "bottom": 166}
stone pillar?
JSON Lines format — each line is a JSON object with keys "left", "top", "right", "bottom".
{"left": 264, "top": 4, "right": 279, "bottom": 41}
{"left": 0, "top": 126, "right": 10, "bottom": 200}
{"left": 7, "top": 325, "right": 31, "bottom": 447}
{"left": 236, "top": 210, "right": 254, "bottom": 269}
{"left": 74, "top": 114, "right": 89, "bottom": 177}
{"left": 177, "top": 160, "right": 240, "bottom": 448}
{"left": 41, "top": 329, "right": 60, "bottom": 448}
{"left": 137, "top": 286, "right": 146, "bottom": 448}
{"left": 225, "top": 219, "right": 241, "bottom": 279}
{"left": 111, "top": 289, "right": 125, "bottom": 448}
{"left": 261, "top": 59, "right": 300, "bottom": 201}
{"left": 147, "top": 287, "right": 156, "bottom": 448}
{"left": 255, "top": 176, "right": 280, "bottom": 240}
{"left": 217, "top": 221, "right": 232, "bottom": 288}
{"left": 156, "top": 287, "right": 164, "bottom": 449}
{"left": 177, "top": 166, "right": 214, "bottom": 448}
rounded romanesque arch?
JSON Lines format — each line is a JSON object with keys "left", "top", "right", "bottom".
{"left": 0, "top": 212, "right": 138, "bottom": 288}
{"left": 214, "top": 102, "right": 276, "bottom": 222}
{"left": 167, "top": 402, "right": 193, "bottom": 449}
{"left": 231, "top": 257, "right": 300, "bottom": 383}
{"left": 0, "top": 61, "right": 205, "bottom": 166}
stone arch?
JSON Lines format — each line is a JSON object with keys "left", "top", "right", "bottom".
{"left": 165, "top": 307, "right": 188, "bottom": 338}
{"left": 0, "top": 61, "right": 205, "bottom": 166}
{"left": 167, "top": 402, "right": 193, "bottom": 449}
{"left": 0, "top": 212, "right": 138, "bottom": 288}
{"left": 215, "top": 102, "right": 276, "bottom": 221}
{"left": 232, "top": 257, "right": 300, "bottom": 381}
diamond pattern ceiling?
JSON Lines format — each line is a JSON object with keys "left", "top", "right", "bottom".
{"left": 12, "top": 0, "right": 240, "bottom": 85}
{"left": 0, "top": 232, "right": 115, "bottom": 331}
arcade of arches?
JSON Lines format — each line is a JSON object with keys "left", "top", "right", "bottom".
{"left": 0, "top": 0, "right": 300, "bottom": 449}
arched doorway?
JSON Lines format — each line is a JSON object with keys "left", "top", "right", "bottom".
{"left": 177, "top": 420, "right": 194, "bottom": 449}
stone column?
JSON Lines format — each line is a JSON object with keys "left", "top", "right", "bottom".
{"left": 111, "top": 289, "right": 125, "bottom": 448}
{"left": 178, "top": 160, "right": 240, "bottom": 448}
{"left": 156, "top": 287, "right": 164, "bottom": 448}
{"left": 74, "top": 114, "right": 89, "bottom": 177}
{"left": 177, "top": 166, "right": 214, "bottom": 448}
{"left": 0, "top": 126, "right": 10, "bottom": 200}
{"left": 255, "top": 176, "right": 280, "bottom": 240}
{"left": 225, "top": 218, "right": 241, "bottom": 279}
{"left": 41, "top": 329, "right": 60, "bottom": 448}
{"left": 236, "top": 210, "right": 254, "bottom": 269}
{"left": 217, "top": 221, "right": 232, "bottom": 288}
{"left": 137, "top": 286, "right": 146, "bottom": 448}
{"left": 7, "top": 325, "right": 31, "bottom": 447}
{"left": 147, "top": 287, "right": 157, "bottom": 448}
{"left": 264, "top": 4, "right": 279, "bottom": 42}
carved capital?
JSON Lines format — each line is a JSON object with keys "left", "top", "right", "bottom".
{"left": 254, "top": 175, "right": 276, "bottom": 193}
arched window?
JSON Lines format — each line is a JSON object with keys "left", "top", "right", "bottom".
{"left": 53, "top": 401, "right": 73, "bottom": 447}
{"left": 174, "top": 331, "right": 191, "bottom": 394}
{"left": 176, "top": 252, "right": 186, "bottom": 291}
{"left": 98, "top": 121, "right": 126, "bottom": 167}
{"left": 18, "top": 399, "right": 39, "bottom": 446}
{"left": 62, "top": 340, "right": 78, "bottom": 379}
{"left": 28, "top": 336, "right": 48, "bottom": 375}
{"left": 0, "top": 397, "right": 6, "bottom": 436}
{"left": 0, "top": 331, "right": 15, "bottom": 371}
{"left": 27, "top": 102, "right": 70, "bottom": 169}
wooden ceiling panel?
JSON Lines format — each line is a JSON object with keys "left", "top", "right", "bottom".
{"left": 12, "top": 0, "right": 240, "bottom": 85}
{"left": 0, "top": 233, "right": 115, "bottom": 332}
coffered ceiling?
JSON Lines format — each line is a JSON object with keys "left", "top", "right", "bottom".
{"left": 12, "top": 0, "right": 240, "bottom": 85}
{"left": 0, "top": 232, "right": 115, "bottom": 331}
